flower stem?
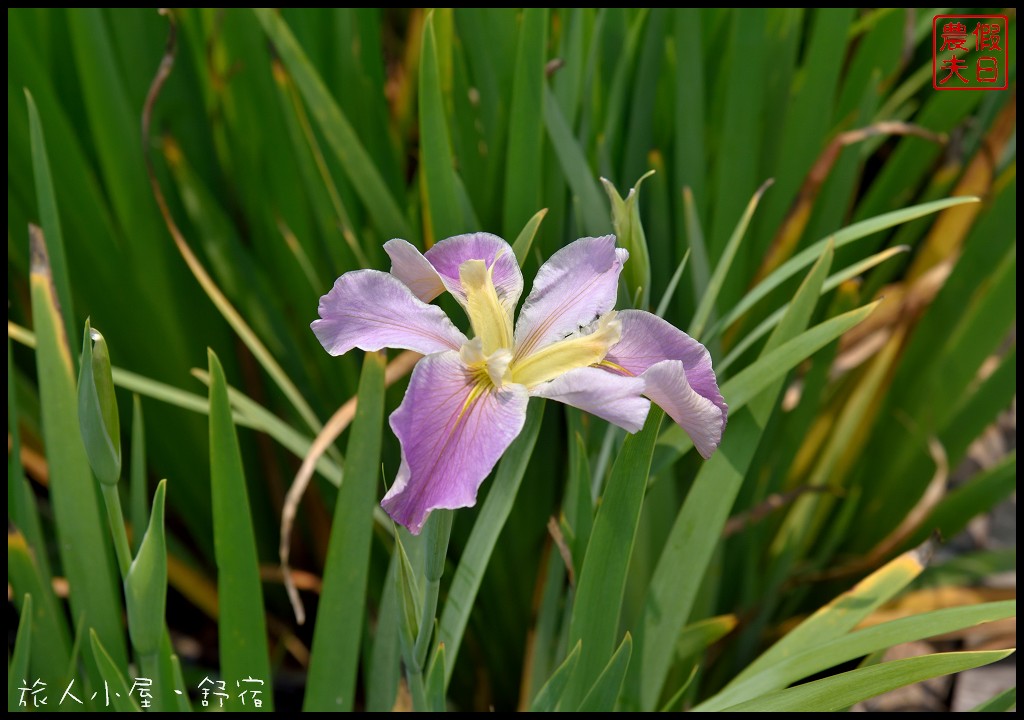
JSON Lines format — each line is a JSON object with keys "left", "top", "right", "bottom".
{"left": 414, "top": 509, "right": 453, "bottom": 671}
{"left": 101, "top": 483, "right": 133, "bottom": 578}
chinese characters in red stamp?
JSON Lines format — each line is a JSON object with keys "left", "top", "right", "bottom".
{"left": 933, "top": 15, "right": 1009, "bottom": 90}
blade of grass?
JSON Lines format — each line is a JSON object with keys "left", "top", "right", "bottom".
{"left": 717, "top": 245, "right": 908, "bottom": 370}
{"left": 544, "top": 85, "right": 609, "bottom": 237}
{"left": 7, "top": 534, "right": 71, "bottom": 690}
{"left": 627, "top": 244, "right": 835, "bottom": 709}
{"left": 8, "top": 595, "right": 33, "bottom": 713}
{"left": 971, "top": 687, "right": 1016, "bottom": 712}
{"left": 208, "top": 349, "right": 274, "bottom": 711}
{"left": 689, "top": 180, "right": 773, "bottom": 339}
{"left": 577, "top": 634, "right": 633, "bottom": 712}
{"left": 699, "top": 600, "right": 1015, "bottom": 710}
{"left": 29, "top": 225, "right": 127, "bottom": 676}
{"left": 129, "top": 395, "right": 148, "bottom": 555}
{"left": 529, "top": 640, "right": 582, "bottom": 712}
{"left": 658, "top": 299, "right": 880, "bottom": 458}
{"left": 707, "top": 196, "right": 979, "bottom": 339}
{"left": 419, "top": 11, "right": 465, "bottom": 244}
{"left": 88, "top": 630, "right": 142, "bottom": 712}
{"left": 253, "top": 8, "right": 412, "bottom": 241}
{"left": 304, "top": 352, "right": 385, "bottom": 711}
{"left": 502, "top": 8, "right": 548, "bottom": 240}
{"left": 721, "top": 650, "right": 1014, "bottom": 712}
{"left": 25, "top": 90, "right": 74, "bottom": 345}
{"left": 512, "top": 208, "right": 548, "bottom": 266}
{"left": 438, "top": 400, "right": 546, "bottom": 686}
{"left": 561, "top": 408, "right": 664, "bottom": 708}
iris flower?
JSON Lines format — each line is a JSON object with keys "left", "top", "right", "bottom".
{"left": 313, "top": 233, "right": 726, "bottom": 534}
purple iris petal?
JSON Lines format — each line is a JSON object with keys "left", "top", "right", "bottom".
{"left": 424, "top": 232, "right": 523, "bottom": 308}
{"left": 641, "top": 360, "right": 724, "bottom": 459}
{"left": 530, "top": 366, "right": 650, "bottom": 433}
{"left": 514, "top": 235, "right": 627, "bottom": 357}
{"left": 604, "top": 310, "right": 727, "bottom": 457}
{"left": 384, "top": 238, "right": 446, "bottom": 302}
{"left": 312, "top": 269, "right": 467, "bottom": 356}
{"left": 381, "top": 351, "right": 529, "bottom": 534}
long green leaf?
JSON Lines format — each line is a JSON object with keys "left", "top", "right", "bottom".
{"left": 304, "top": 352, "right": 386, "bottom": 710}
{"left": 708, "top": 196, "right": 979, "bottom": 337}
{"left": 8, "top": 595, "right": 33, "bottom": 713}
{"left": 971, "top": 687, "right": 1016, "bottom": 712}
{"left": 699, "top": 600, "right": 1016, "bottom": 710}
{"left": 544, "top": 85, "right": 609, "bottom": 237}
{"left": 29, "top": 225, "right": 127, "bottom": 678}
{"left": 658, "top": 299, "right": 880, "bottom": 459}
{"left": 253, "top": 8, "right": 411, "bottom": 241}
{"left": 503, "top": 8, "right": 548, "bottom": 239}
{"left": 729, "top": 547, "right": 926, "bottom": 689}
{"left": 530, "top": 640, "right": 582, "bottom": 712}
{"left": 689, "top": 180, "right": 772, "bottom": 339}
{"left": 562, "top": 408, "right": 664, "bottom": 708}
{"left": 578, "top": 634, "right": 633, "bottom": 712}
{"left": 721, "top": 650, "right": 1014, "bottom": 712}
{"left": 438, "top": 399, "right": 546, "bottom": 686}
{"left": 124, "top": 480, "right": 168, "bottom": 657}
{"left": 208, "top": 349, "right": 273, "bottom": 711}
{"left": 628, "top": 244, "right": 836, "bottom": 709}
{"left": 419, "top": 11, "right": 464, "bottom": 243}
{"left": 89, "top": 630, "right": 142, "bottom": 712}
{"left": 25, "top": 89, "right": 75, "bottom": 344}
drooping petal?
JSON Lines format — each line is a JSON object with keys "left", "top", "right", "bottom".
{"left": 530, "top": 366, "right": 650, "bottom": 433}
{"left": 424, "top": 232, "right": 523, "bottom": 312}
{"left": 312, "top": 270, "right": 467, "bottom": 356}
{"left": 604, "top": 310, "right": 727, "bottom": 420}
{"left": 640, "top": 360, "right": 724, "bottom": 459}
{"left": 381, "top": 351, "right": 528, "bottom": 534}
{"left": 514, "top": 235, "right": 628, "bottom": 357}
{"left": 384, "top": 238, "right": 445, "bottom": 302}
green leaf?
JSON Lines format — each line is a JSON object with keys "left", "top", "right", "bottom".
{"left": 728, "top": 547, "right": 926, "bottom": 690}
{"left": 658, "top": 299, "right": 879, "bottom": 459}
{"left": 88, "top": 630, "right": 142, "bottom": 712}
{"left": 971, "top": 686, "right": 1016, "bottom": 712}
{"left": 690, "top": 179, "right": 772, "bottom": 339}
{"left": 129, "top": 395, "right": 148, "bottom": 555}
{"left": 627, "top": 244, "right": 836, "bottom": 710}
{"left": 29, "top": 225, "right": 127, "bottom": 677}
{"left": 7, "top": 533, "right": 71, "bottom": 692}
{"left": 8, "top": 594, "right": 33, "bottom": 713}
{"left": 25, "top": 89, "right": 75, "bottom": 346}
{"left": 699, "top": 600, "right": 1016, "bottom": 710}
{"left": 207, "top": 349, "right": 274, "bottom": 711}
{"left": 512, "top": 208, "right": 548, "bottom": 266}
{"left": 77, "top": 320, "right": 121, "bottom": 485}
{"left": 425, "top": 643, "right": 447, "bottom": 713}
{"left": 253, "top": 8, "right": 411, "bottom": 241}
{"left": 709, "top": 196, "right": 979, "bottom": 338}
{"left": 394, "top": 530, "right": 422, "bottom": 656}
{"left": 419, "top": 11, "right": 464, "bottom": 243}
{"left": 124, "top": 480, "right": 168, "bottom": 656}
{"left": 503, "top": 8, "right": 548, "bottom": 240}
{"left": 530, "top": 640, "right": 582, "bottom": 712}
{"left": 305, "top": 352, "right": 385, "bottom": 711}
{"left": 437, "top": 399, "right": 545, "bottom": 686}
{"left": 721, "top": 650, "right": 1014, "bottom": 712}
{"left": 578, "top": 634, "right": 633, "bottom": 712}
{"left": 677, "top": 614, "right": 737, "bottom": 663}
{"left": 562, "top": 408, "right": 664, "bottom": 708}
{"left": 544, "top": 84, "right": 609, "bottom": 237}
